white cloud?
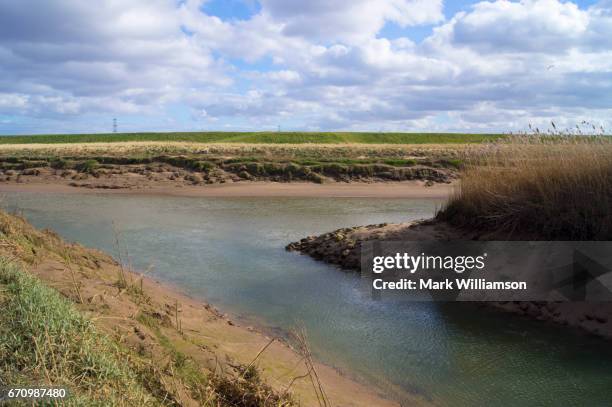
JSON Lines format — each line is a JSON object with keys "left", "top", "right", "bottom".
{"left": 0, "top": 0, "right": 229, "bottom": 119}
{"left": 448, "top": 0, "right": 589, "bottom": 53}
{"left": 0, "top": 93, "right": 29, "bottom": 109}
{"left": 259, "top": 0, "right": 444, "bottom": 43}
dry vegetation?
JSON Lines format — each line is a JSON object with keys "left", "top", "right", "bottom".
{"left": 437, "top": 136, "right": 612, "bottom": 240}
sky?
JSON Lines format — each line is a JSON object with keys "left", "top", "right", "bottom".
{"left": 0, "top": 0, "right": 611, "bottom": 134}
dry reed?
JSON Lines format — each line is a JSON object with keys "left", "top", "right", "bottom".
{"left": 437, "top": 136, "right": 612, "bottom": 240}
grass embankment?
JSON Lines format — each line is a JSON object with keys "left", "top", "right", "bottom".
{"left": 0, "top": 132, "right": 503, "bottom": 145}
{"left": 0, "top": 209, "right": 300, "bottom": 406}
{"left": 437, "top": 137, "right": 612, "bottom": 240}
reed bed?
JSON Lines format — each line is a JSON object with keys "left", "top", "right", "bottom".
{"left": 437, "top": 136, "right": 612, "bottom": 240}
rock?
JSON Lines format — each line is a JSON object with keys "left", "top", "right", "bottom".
{"left": 61, "top": 170, "right": 77, "bottom": 178}
{"left": 134, "top": 326, "right": 146, "bottom": 340}
{"left": 238, "top": 170, "right": 252, "bottom": 180}
{"left": 184, "top": 173, "right": 204, "bottom": 184}
{"left": 22, "top": 168, "right": 41, "bottom": 176}
{"left": 308, "top": 173, "right": 326, "bottom": 184}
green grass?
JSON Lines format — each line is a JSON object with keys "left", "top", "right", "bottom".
{"left": 0, "top": 131, "right": 504, "bottom": 145}
{"left": 0, "top": 258, "right": 161, "bottom": 406}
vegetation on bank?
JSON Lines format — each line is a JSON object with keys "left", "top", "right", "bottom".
{"left": 0, "top": 259, "right": 157, "bottom": 406}
{"left": 437, "top": 137, "right": 612, "bottom": 240}
{"left": 0, "top": 143, "right": 464, "bottom": 186}
{"left": 0, "top": 258, "right": 296, "bottom": 406}
{"left": 0, "top": 209, "right": 301, "bottom": 406}
{"left": 0, "top": 153, "right": 459, "bottom": 185}
{"left": 0, "top": 131, "right": 504, "bottom": 145}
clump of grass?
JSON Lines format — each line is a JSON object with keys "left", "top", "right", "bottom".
{"left": 74, "top": 159, "right": 99, "bottom": 173}
{"left": 0, "top": 258, "right": 157, "bottom": 405}
{"left": 49, "top": 157, "right": 73, "bottom": 169}
{"left": 438, "top": 158, "right": 462, "bottom": 169}
{"left": 382, "top": 158, "right": 417, "bottom": 167}
{"left": 437, "top": 136, "right": 612, "bottom": 240}
{"left": 207, "top": 364, "right": 295, "bottom": 407}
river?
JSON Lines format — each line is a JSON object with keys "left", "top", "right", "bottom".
{"left": 2, "top": 191, "right": 611, "bottom": 406}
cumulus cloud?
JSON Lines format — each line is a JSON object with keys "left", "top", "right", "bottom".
{"left": 0, "top": 0, "right": 228, "bottom": 119}
{"left": 1, "top": 0, "right": 611, "bottom": 133}
{"left": 259, "top": 0, "right": 444, "bottom": 43}
{"left": 448, "top": 0, "right": 589, "bottom": 53}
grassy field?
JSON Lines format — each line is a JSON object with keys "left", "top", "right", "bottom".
{"left": 0, "top": 131, "right": 504, "bottom": 145}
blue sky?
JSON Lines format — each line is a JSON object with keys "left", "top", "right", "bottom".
{"left": 0, "top": 0, "right": 611, "bottom": 134}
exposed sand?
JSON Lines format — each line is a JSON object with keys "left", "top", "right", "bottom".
{"left": 0, "top": 180, "right": 455, "bottom": 199}
{"left": 32, "top": 258, "right": 410, "bottom": 406}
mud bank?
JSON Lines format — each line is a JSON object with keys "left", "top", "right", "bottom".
{"left": 0, "top": 152, "right": 459, "bottom": 191}
{"left": 286, "top": 220, "right": 612, "bottom": 340}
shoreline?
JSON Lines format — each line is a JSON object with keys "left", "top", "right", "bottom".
{"left": 0, "top": 208, "right": 422, "bottom": 406}
{"left": 125, "top": 272, "right": 413, "bottom": 406}
{"left": 287, "top": 220, "right": 612, "bottom": 340}
{"left": 0, "top": 180, "right": 455, "bottom": 199}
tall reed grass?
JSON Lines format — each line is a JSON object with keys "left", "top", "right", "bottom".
{"left": 437, "top": 136, "right": 612, "bottom": 240}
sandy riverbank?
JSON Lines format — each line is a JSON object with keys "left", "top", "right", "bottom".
{"left": 0, "top": 180, "right": 455, "bottom": 198}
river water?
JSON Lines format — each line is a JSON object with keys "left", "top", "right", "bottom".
{"left": 2, "top": 191, "right": 612, "bottom": 406}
